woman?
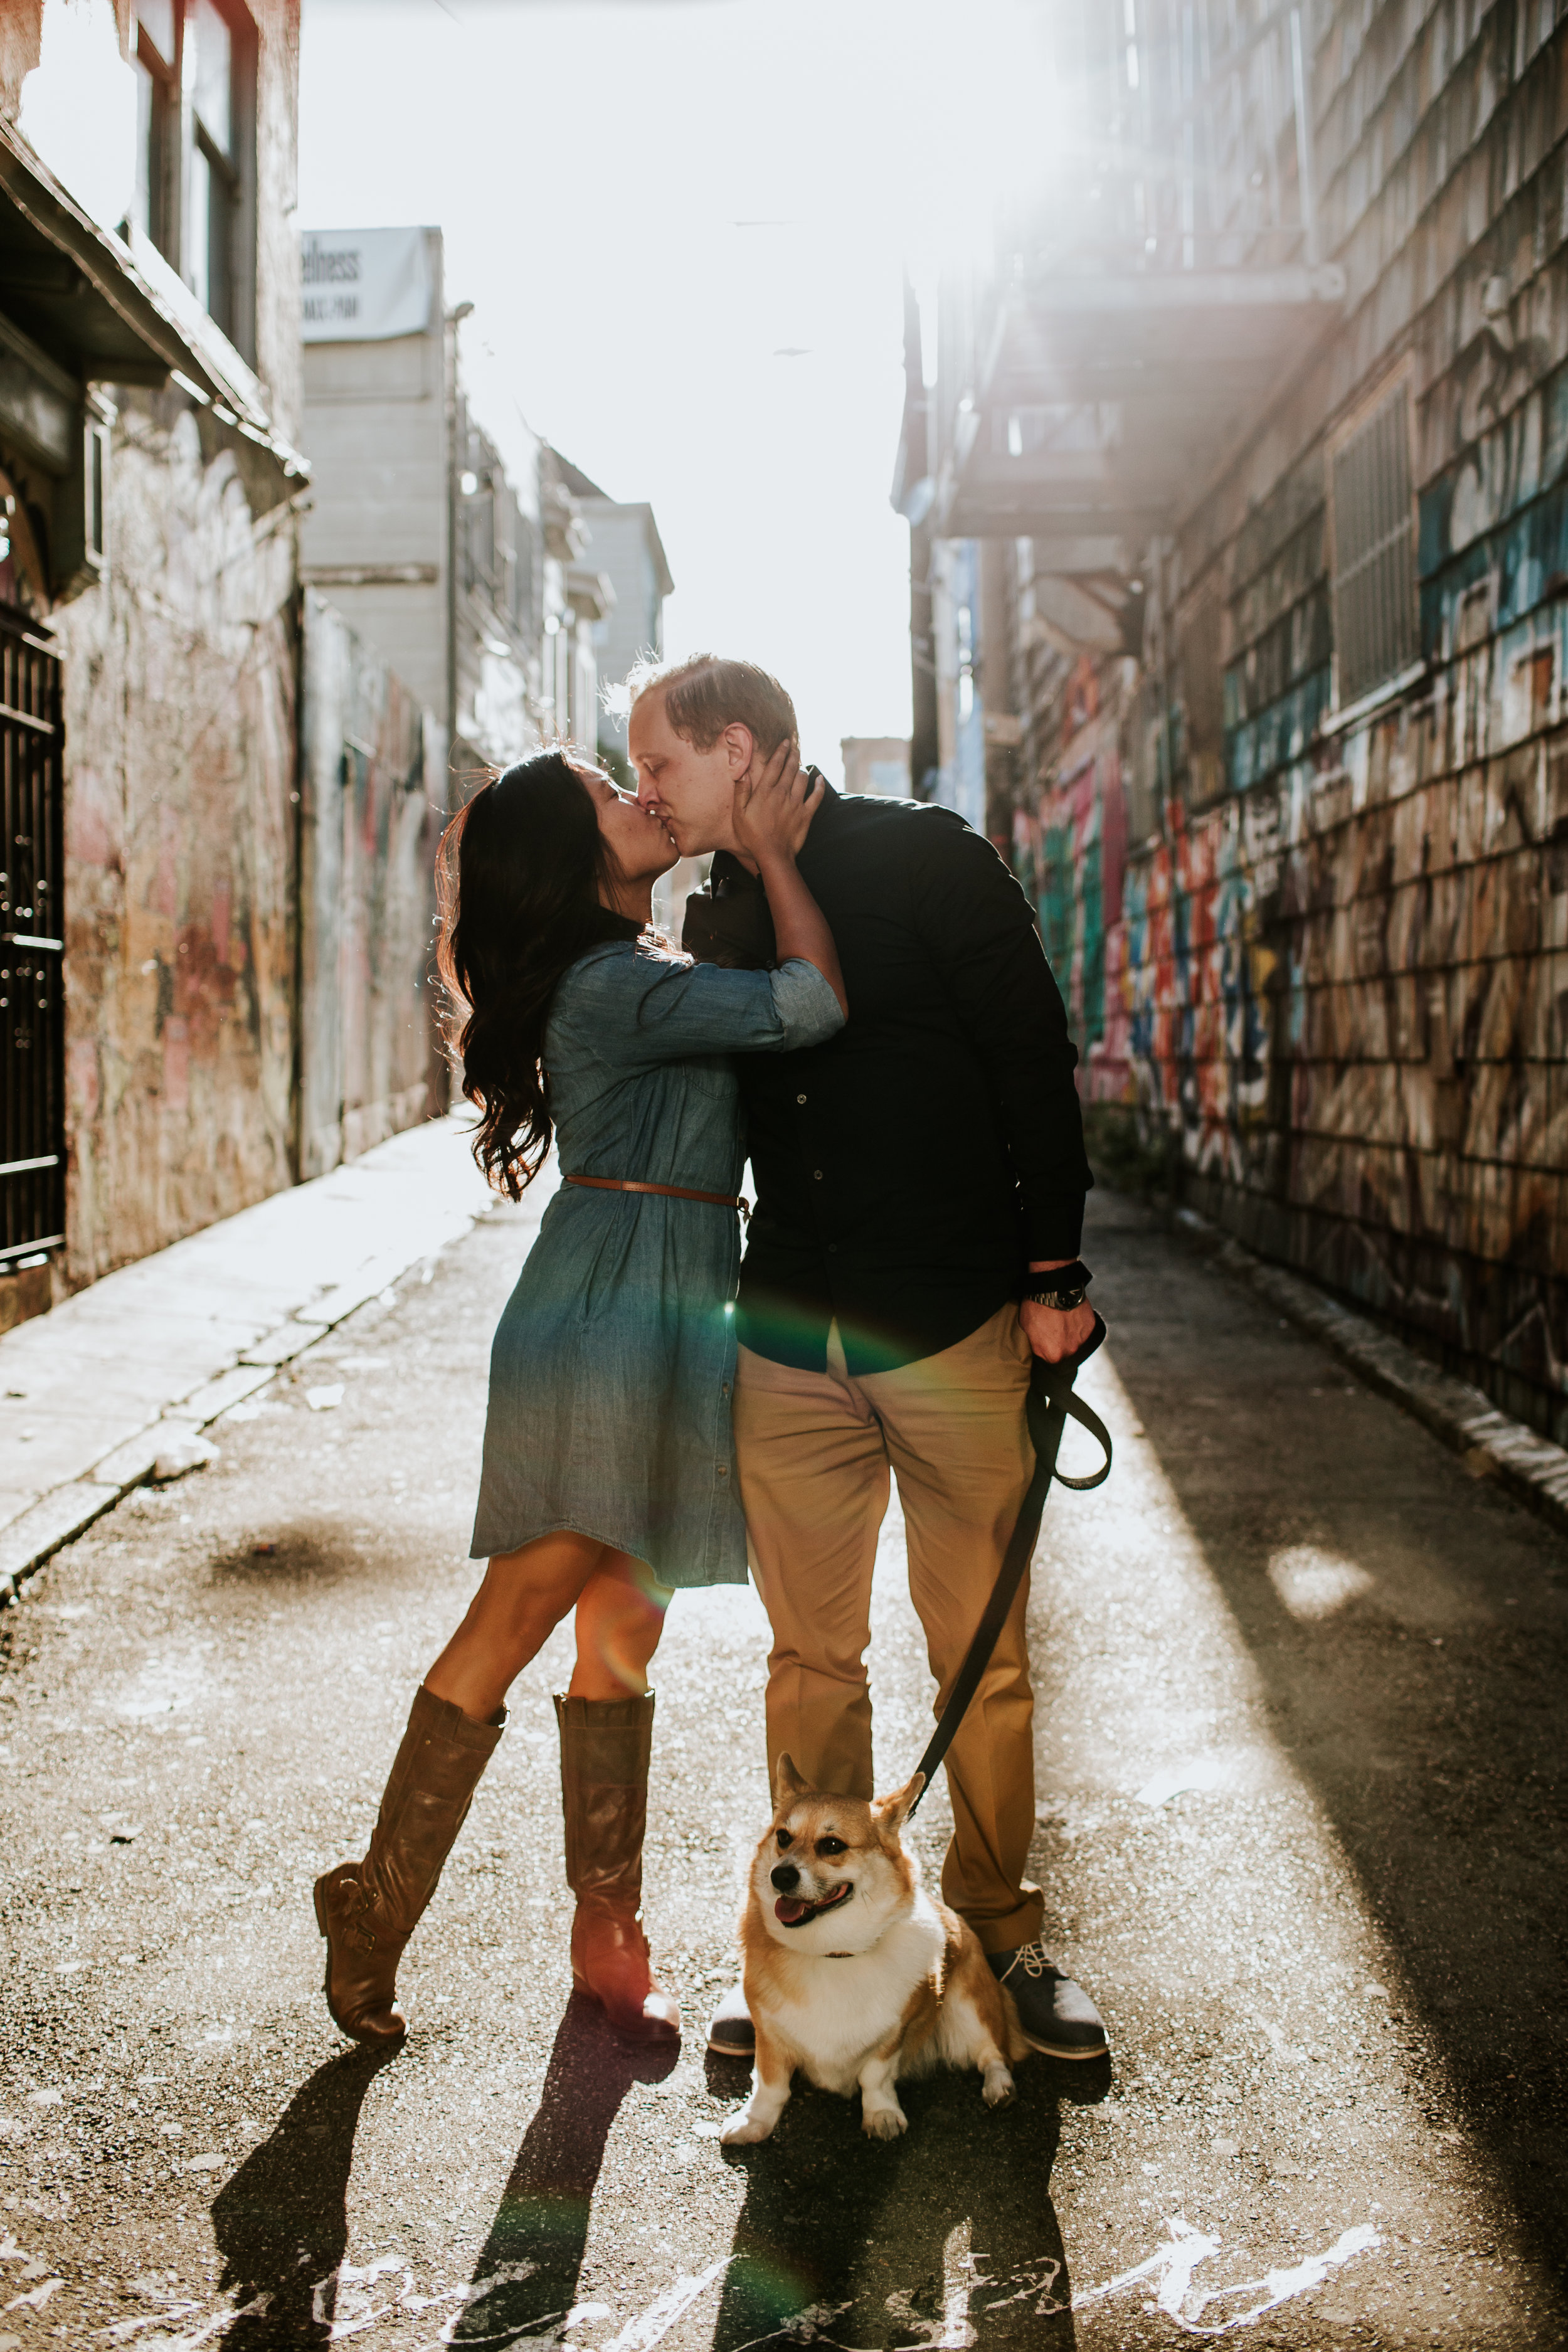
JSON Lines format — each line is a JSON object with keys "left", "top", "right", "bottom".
{"left": 313, "top": 740, "right": 845, "bottom": 2048}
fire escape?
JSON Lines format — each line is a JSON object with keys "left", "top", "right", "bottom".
{"left": 896, "top": 0, "right": 1344, "bottom": 591}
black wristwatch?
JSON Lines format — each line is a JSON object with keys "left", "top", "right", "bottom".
{"left": 1023, "top": 1256, "right": 1091, "bottom": 1312}
{"left": 1025, "top": 1282, "right": 1089, "bottom": 1311}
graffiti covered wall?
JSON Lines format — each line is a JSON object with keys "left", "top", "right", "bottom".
{"left": 1010, "top": 662, "right": 1130, "bottom": 1099}
{"left": 975, "top": 0, "right": 1568, "bottom": 1448}
{"left": 1114, "top": 616, "right": 1566, "bottom": 1446}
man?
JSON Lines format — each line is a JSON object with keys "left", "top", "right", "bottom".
{"left": 627, "top": 652, "right": 1109, "bottom": 2063}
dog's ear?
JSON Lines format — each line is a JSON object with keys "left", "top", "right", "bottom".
{"left": 773, "top": 1752, "right": 809, "bottom": 1808}
{"left": 872, "top": 1771, "right": 925, "bottom": 1838}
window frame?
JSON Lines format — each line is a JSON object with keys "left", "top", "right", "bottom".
{"left": 133, "top": 16, "right": 179, "bottom": 259}
{"left": 1325, "top": 365, "right": 1422, "bottom": 717}
{"left": 129, "top": 0, "right": 258, "bottom": 363}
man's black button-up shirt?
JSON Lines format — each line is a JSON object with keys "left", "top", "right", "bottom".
{"left": 681, "top": 787, "right": 1091, "bottom": 1377}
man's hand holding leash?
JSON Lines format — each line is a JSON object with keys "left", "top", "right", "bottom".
{"left": 1022, "top": 1258, "right": 1098, "bottom": 1363}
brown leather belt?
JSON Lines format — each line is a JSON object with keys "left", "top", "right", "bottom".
{"left": 566, "top": 1174, "right": 746, "bottom": 1212}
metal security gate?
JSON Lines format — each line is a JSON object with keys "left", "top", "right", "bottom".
{"left": 0, "top": 608, "right": 64, "bottom": 1266}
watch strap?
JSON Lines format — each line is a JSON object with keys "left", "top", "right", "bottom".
{"left": 1026, "top": 1283, "right": 1089, "bottom": 1311}
{"left": 1023, "top": 1256, "right": 1091, "bottom": 1309}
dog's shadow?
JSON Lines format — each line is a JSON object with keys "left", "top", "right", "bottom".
{"left": 707, "top": 2050, "right": 1103, "bottom": 2349}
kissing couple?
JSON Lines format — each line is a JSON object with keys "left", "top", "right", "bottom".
{"left": 313, "top": 652, "right": 1110, "bottom": 2068}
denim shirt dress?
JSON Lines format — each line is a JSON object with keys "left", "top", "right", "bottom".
{"left": 469, "top": 940, "right": 845, "bottom": 1587}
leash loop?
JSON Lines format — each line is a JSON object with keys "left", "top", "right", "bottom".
{"left": 1049, "top": 1391, "right": 1114, "bottom": 1491}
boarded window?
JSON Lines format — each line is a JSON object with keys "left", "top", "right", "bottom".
{"left": 1329, "top": 384, "right": 1419, "bottom": 707}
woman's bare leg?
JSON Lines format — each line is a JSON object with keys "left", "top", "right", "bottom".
{"left": 568, "top": 1552, "right": 674, "bottom": 1699}
{"left": 425, "top": 1530, "right": 608, "bottom": 1722}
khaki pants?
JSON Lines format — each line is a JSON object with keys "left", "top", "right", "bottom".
{"left": 734, "top": 1303, "right": 1043, "bottom": 1954}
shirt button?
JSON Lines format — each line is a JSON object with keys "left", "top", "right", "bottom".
{"left": 721, "top": 1382, "right": 730, "bottom": 1397}
{"left": 796, "top": 1093, "right": 807, "bottom": 1104}
{"left": 717, "top": 1465, "right": 728, "bottom": 1477}
{"left": 828, "top": 1244, "right": 838, "bottom": 1254}
{"left": 813, "top": 1169, "right": 824, "bottom": 1181}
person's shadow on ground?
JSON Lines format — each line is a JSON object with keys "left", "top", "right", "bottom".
{"left": 449, "top": 1994, "right": 679, "bottom": 2344}
{"left": 209, "top": 2042, "right": 399, "bottom": 2348}
{"left": 709, "top": 2050, "right": 1103, "bottom": 2350}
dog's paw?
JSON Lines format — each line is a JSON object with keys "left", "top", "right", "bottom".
{"left": 861, "top": 2103, "right": 908, "bottom": 2141}
{"left": 719, "top": 2108, "right": 776, "bottom": 2146}
{"left": 982, "top": 2063, "right": 1016, "bottom": 2109}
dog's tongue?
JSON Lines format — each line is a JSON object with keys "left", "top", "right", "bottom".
{"left": 775, "top": 1895, "right": 813, "bottom": 1926}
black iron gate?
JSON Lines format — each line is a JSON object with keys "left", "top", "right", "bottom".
{"left": 0, "top": 607, "right": 64, "bottom": 1266}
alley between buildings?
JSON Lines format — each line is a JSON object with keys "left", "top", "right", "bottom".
{"left": 0, "top": 1176, "right": 1564, "bottom": 2351}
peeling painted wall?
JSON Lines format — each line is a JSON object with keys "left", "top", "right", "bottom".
{"left": 298, "top": 593, "right": 447, "bottom": 1182}
{"left": 53, "top": 399, "right": 300, "bottom": 1288}
{"left": 1, "top": 0, "right": 315, "bottom": 1296}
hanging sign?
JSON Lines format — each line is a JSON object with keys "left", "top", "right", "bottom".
{"left": 301, "top": 227, "right": 435, "bottom": 342}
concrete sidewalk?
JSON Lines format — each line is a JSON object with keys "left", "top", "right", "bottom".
{"left": 0, "top": 1117, "right": 497, "bottom": 1602}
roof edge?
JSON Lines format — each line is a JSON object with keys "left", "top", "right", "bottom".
{"left": 0, "top": 118, "right": 309, "bottom": 482}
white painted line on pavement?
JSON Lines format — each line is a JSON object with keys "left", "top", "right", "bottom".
{"left": 1135, "top": 1757, "right": 1226, "bottom": 1807}
{"left": 595, "top": 2258, "right": 735, "bottom": 2352}
{"left": 80, "top": 2216, "right": 1385, "bottom": 2352}
{"left": 1071, "top": 2213, "right": 1381, "bottom": 2335}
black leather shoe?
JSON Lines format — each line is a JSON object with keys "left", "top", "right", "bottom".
{"left": 706, "top": 1979, "right": 755, "bottom": 2058}
{"left": 988, "top": 1942, "right": 1109, "bottom": 2058}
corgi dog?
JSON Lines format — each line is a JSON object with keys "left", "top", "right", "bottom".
{"left": 719, "top": 1756, "right": 1030, "bottom": 2144}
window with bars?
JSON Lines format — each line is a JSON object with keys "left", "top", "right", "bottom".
{"left": 130, "top": 0, "right": 253, "bottom": 354}
{"left": 1329, "top": 382, "right": 1420, "bottom": 709}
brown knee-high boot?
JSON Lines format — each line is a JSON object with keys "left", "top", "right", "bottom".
{"left": 314, "top": 1685, "right": 504, "bottom": 2043}
{"left": 556, "top": 1690, "right": 680, "bottom": 2045}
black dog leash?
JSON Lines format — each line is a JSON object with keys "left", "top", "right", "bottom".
{"left": 906, "top": 1313, "right": 1113, "bottom": 1818}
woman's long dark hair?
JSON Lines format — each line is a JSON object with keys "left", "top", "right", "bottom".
{"left": 437, "top": 751, "right": 641, "bottom": 1197}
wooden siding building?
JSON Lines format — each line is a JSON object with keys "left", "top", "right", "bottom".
{"left": 903, "top": 0, "right": 1568, "bottom": 1445}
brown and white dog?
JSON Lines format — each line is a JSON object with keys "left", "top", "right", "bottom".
{"left": 720, "top": 1756, "right": 1030, "bottom": 2144}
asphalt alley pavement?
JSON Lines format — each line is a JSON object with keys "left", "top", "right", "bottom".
{"left": 0, "top": 1177, "right": 1564, "bottom": 2349}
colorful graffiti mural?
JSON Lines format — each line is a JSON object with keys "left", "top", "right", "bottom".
{"left": 1099, "top": 620, "right": 1567, "bottom": 1444}
{"left": 939, "top": 0, "right": 1568, "bottom": 1452}
{"left": 977, "top": 0, "right": 1568, "bottom": 1451}
{"left": 1010, "top": 659, "right": 1130, "bottom": 1099}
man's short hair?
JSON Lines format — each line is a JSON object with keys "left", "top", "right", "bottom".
{"left": 622, "top": 652, "right": 798, "bottom": 756}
